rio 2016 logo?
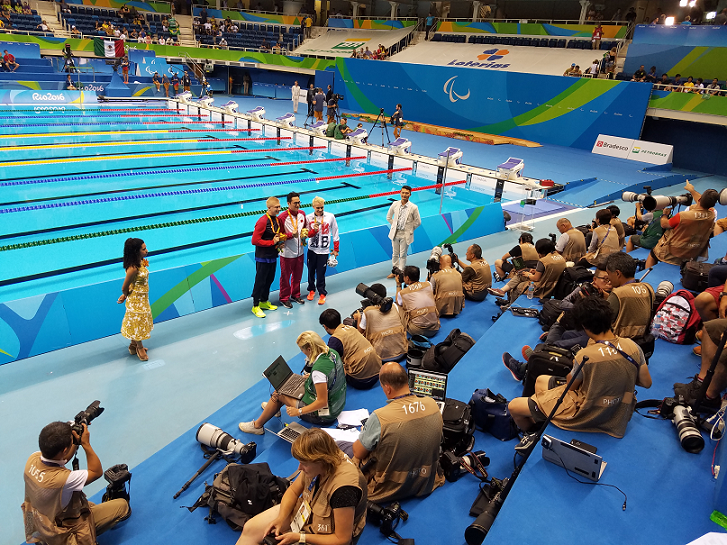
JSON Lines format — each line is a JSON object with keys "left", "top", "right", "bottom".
{"left": 32, "top": 92, "right": 66, "bottom": 101}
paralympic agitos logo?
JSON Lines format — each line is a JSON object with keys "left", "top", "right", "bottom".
{"left": 447, "top": 49, "right": 510, "bottom": 69}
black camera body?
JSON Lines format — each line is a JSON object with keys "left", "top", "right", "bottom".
{"left": 333, "top": 92, "right": 344, "bottom": 101}
{"left": 102, "top": 463, "right": 132, "bottom": 503}
{"left": 392, "top": 266, "right": 405, "bottom": 285}
{"left": 367, "top": 501, "right": 408, "bottom": 537}
{"left": 71, "top": 400, "right": 104, "bottom": 444}
{"left": 440, "top": 449, "right": 490, "bottom": 482}
{"left": 426, "top": 244, "right": 458, "bottom": 276}
{"left": 465, "top": 477, "right": 507, "bottom": 545}
{"left": 354, "top": 283, "right": 393, "bottom": 314}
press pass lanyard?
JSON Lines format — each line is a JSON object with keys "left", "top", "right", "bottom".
{"left": 596, "top": 340, "right": 641, "bottom": 368}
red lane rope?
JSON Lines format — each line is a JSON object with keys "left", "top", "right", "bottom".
{"left": 169, "top": 128, "right": 260, "bottom": 133}
{"left": 317, "top": 167, "right": 412, "bottom": 181}
{"left": 142, "top": 120, "right": 232, "bottom": 124}
{"left": 231, "top": 146, "right": 327, "bottom": 153}
{"left": 195, "top": 137, "right": 291, "bottom": 142}
{"left": 369, "top": 180, "right": 467, "bottom": 198}
{"left": 100, "top": 109, "right": 184, "bottom": 112}
{"left": 275, "top": 156, "right": 366, "bottom": 166}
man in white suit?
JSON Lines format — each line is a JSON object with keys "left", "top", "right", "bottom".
{"left": 386, "top": 186, "right": 421, "bottom": 277}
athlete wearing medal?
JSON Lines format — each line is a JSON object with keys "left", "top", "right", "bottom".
{"left": 251, "top": 196, "right": 285, "bottom": 318}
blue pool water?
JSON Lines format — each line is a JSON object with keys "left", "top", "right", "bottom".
{"left": 0, "top": 104, "right": 493, "bottom": 302}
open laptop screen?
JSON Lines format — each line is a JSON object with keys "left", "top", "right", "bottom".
{"left": 262, "top": 356, "right": 293, "bottom": 391}
{"left": 408, "top": 368, "right": 447, "bottom": 402}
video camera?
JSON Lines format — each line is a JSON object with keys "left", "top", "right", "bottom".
{"left": 70, "top": 400, "right": 104, "bottom": 444}
{"left": 659, "top": 395, "right": 705, "bottom": 454}
{"left": 102, "top": 463, "right": 132, "bottom": 503}
{"left": 354, "top": 283, "right": 393, "bottom": 314}
{"left": 333, "top": 93, "right": 344, "bottom": 102}
{"left": 367, "top": 501, "right": 408, "bottom": 538}
{"left": 426, "top": 243, "right": 458, "bottom": 276}
{"left": 622, "top": 188, "right": 692, "bottom": 212}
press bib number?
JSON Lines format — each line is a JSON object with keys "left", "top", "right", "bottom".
{"left": 291, "top": 501, "right": 311, "bottom": 533}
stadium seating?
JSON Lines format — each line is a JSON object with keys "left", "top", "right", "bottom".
{"left": 194, "top": 21, "right": 302, "bottom": 50}
{"left": 438, "top": 32, "right": 618, "bottom": 51}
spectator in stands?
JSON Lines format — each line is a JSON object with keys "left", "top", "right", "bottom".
{"left": 605, "top": 252, "right": 654, "bottom": 339}
{"left": 425, "top": 13, "right": 435, "bottom": 40}
{"left": 655, "top": 74, "right": 671, "bottom": 89}
{"left": 508, "top": 296, "right": 651, "bottom": 437}
{"left": 260, "top": 39, "right": 270, "bottom": 52}
{"left": 272, "top": 41, "right": 282, "bottom": 54}
{"left": 681, "top": 15, "right": 692, "bottom": 25}
{"left": 573, "top": 65, "right": 583, "bottom": 77}
{"left": 350, "top": 48, "right": 359, "bottom": 58}
{"left": 578, "top": 209, "right": 620, "bottom": 268}
{"left": 631, "top": 65, "right": 646, "bottom": 81}
{"left": 0, "top": 11, "right": 8, "bottom": 25}
{"left": 70, "top": 25, "right": 80, "bottom": 37}
{"left": 305, "top": 14, "right": 312, "bottom": 38}
{"left": 431, "top": 254, "right": 464, "bottom": 316}
{"left": 707, "top": 78, "right": 723, "bottom": 96}
{"left": 36, "top": 20, "right": 49, "bottom": 32}
{"left": 456, "top": 243, "right": 492, "bottom": 301}
{"left": 319, "top": 309, "right": 381, "bottom": 389}
{"left": 152, "top": 72, "right": 160, "bottom": 92}
{"left": 158, "top": 36, "right": 166, "bottom": 46}
{"left": 493, "top": 232, "right": 539, "bottom": 282}
{"left": 219, "top": 36, "right": 228, "bottom": 48}
{"left": 59, "top": 0, "right": 70, "bottom": 14}
{"left": 625, "top": 202, "right": 664, "bottom": 253}
{"left": 586, "top": 59, "right": 599, "bottom": 77}
{"left": 395, "top": 265, "right": 440, "bottom": 337}
{"left": 646, "top": 184, "right": 719, "bottom": 268}
{"left": 314, "top": 87, "right": 325, "bottom": 121}
{"left": 350, "top": 362, "right": 444, "bottom": 502}
{"left": 682, "top": 76, "right": 695, "bottom": 92}
{"left": 363, "top": 46, "right": 373, "bottom": 59}
{"left": 645, "top": 66, "right": 657, "bottom": 82}
{"left": 3, "top": 50, "right": 19, "bottom": 72}
{"left": 694, "top": 77, "right": 706, "bottom": 94}
{"left": 591, "top": 24, "right": 603, "bottom": 50}
{"left": 144, "top": 34, "right": 152, "bottom": 45}
{"left": 334, "top": 116, "right": 353, "bottom": 139}
{"left": 489, "top": 238, "right": 567, "bottom": 302}
{"left": 563, "top": 63, "right": 576, "bottom": 77}
{"left": 554, "top": 218, "right": 587, "bottom": 263}
{"left": 199, "top": 6, "right": 207, "bottom": 24}
{"left": 672, "top": 74, "right": 683, "bottom": 90}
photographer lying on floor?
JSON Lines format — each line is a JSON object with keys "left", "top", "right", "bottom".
{"left": 508, "top": 296, "right": 652, "bottom": 438}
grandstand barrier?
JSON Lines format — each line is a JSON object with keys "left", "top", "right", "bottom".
{"left": 192, "top": 6, "right": 302, "bottom": 25}
{"left": 624, "top": 42, "right": 727, "bottom": 82}
{"left": 648, "top": 90, "right": 727, "bottom": 118}
{"left": 62, "top": 0, "right": 171, "bottom": 14}
{"left": 436, "top": 21, "right": 627, "bottom": 39}
{"left": 327, "top": 18, "right": 418, "bottom": 30}
{"left": 633, "top": 24, "right": 727, "bottom": 46}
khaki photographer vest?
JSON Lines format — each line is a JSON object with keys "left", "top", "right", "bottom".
{"left": 462, "top": 259, "right": 492, "bottom": 295}
{"left": 432, "top": 268, "right": 464, "bottom": 316}
{"left": 584, "top": 224, "right": 619, "bottom": 264}
{"left": 362, "top": 305, "right": 407, "bottom": 361}
{"left": 610, "top": 218, "right": 626, "bottom": 249}
{"left": 519, "top": 243, "right": 539, "bottom": 264}
{"left": 534, "top": 252, "right": 566, "bottom": 298}
{"left": 333, "top": 324, "right": 382, "bottom": 380}
{"left": 22, "top": 452, "right": 95, "bottom": 545}
{"left": 399, "top": 282, "right": 439, "bottom": 333}
{"left": 658, "top": 208, "right": 715, "bottom": 260}
{"left": 611, "top": 282, "right": 654, "bottom": 339}
{"left": 365, "top": 395, "right": 445, "bottom": 502}
{"left": 562, "top": 228, "right": 586, "bottom": 262}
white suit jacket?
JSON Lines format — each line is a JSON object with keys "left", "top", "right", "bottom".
{"left": 387, "top": 200, "right": 421, "bottom": 244}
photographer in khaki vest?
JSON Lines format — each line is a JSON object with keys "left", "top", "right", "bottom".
{"left": 354, "top": 283, "right": 408, "bottom": 362}
{"left": 554, "top": 218, "right": 587, "bottom": 263}
{"left": 396, "top": 265, "right": 440, "bottom": 338}
{"left": 493, "top": 233, "right": 539, "bottom": 281}
{"left": 22, "top": 422, "right": 130, "bottom": 545}
{"left": 605, "top": 252, "right": 654, "bottom": 339}
{"left": 431, "top": 254, "right": 464, "bottom": 316}
{"left": 320, "top": 308, "right": 382, "bottom": 390}
{"left": 351, "top": 362, "right": 445, "bottom": 503}
{"left": 578, "top": 208, "right": 620, "bottom": 267}
{"left": 456, "top": 243, "right": 492, "bottom": 301}
{"left": 646, "top": 184, "right": 718, "bottom": 268}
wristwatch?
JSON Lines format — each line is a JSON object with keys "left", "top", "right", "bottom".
{"left": 720, "top": 292, "right": 727, "bottom": 300}
{"left": 298, "top": 408, "right": 303, "bottom": 416}
{"left": 299, "top": 531, "right": 306, "bottom": 543}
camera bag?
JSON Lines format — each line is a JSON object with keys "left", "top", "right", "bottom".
{"left": 681, "top": 260, "right": 714, "bottom": 292}
{"left": 521, "top": 344, "right": 574, "bottom": 397}
{"left": 469, "top": 389, "right": 519, "bottom": 441}
{"left": 551, "top": 266, "right": 593, "bottom": 301}
{"left": 187, "top": 462, "right": 289, "bottom": 531}
{"left": 406, "top": 335, "right": 432, "bottom": 368}
{"left": 538, "top": 299, "right": 563, "bottom": 331}
{"left": 421, "top": 329, "right": 475, "bottom": 374}
{"left": 441, "top": 397, "right": 475, "bottom": 456}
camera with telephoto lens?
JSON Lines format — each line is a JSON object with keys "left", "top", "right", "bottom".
{"left": 196, "top": 422, "right": 257, "bottom": 462}
{"left": 440, "top": 449, "right": 490, "bottom": 482}
{"left": 333, "top": 93, "right": 344, "bottom": 101}
{"left": 465, "top": 477, "right": 508, "bottom": 545}
{"left": 102, "top": 463, "right": 132, "bottom": 503}
{"left": 622, "top": 189, "right": 693, "bottom": 212}
{"left": 367, "top": 501, "right": 408, "bottom": 537}
{"left": 392, "top": 266, "right": 405, "bottom": 285}
{"left": 353, "top": 283, "right": 393, "bottom": 315}
{"left": 70, "top": 401, "right": 104, "bottom": 444}
{"left": 660, "top": 395, "right": 705, "bottom": 454}
{"left": 426, "top": 243, "right": 458, "bottom": 275}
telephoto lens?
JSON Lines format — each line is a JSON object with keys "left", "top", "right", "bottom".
{"left": 656, "top": 281, "right": 674, "bottom": 298}
{"left": 672, "top": 406, "right": 705, "bottom": 454}
{"left": 196, "top": 423, "right": 257, "bottom": 462}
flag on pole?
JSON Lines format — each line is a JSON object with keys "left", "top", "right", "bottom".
{"left": 93, "top": 37, "right": 124, "bottom": 57}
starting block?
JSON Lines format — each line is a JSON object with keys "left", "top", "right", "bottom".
{"left": 276, "top": 113, "right": 295, "bottom": 128}
{"left": 498, "top": 157, "right": 524, "bottom": 180}
{"left": 346, "top": 128, "right": 368, "bottom": 145}
{"left": 388, "top": 138, "right": 411, "bottom": 155}
{"left": 247, "top": 106, "right": 265, "bottom": 122}
{"left": 310, "top": 121, "right": 327, "bottom": 136}
{"left": 438, "top": 147, "right": 463, "bottom": 167}
{"left": 221, "top": 100, "right": 238, "bottom": 113}
{"left": 176, "top": 91, "right": 193, "bottom": 104}
{"left": 195, "top": 96, "right": 214, "bottom": 107}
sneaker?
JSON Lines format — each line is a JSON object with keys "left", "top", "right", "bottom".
{"left": 261, "top": 401, "right": 281, "bottom": 418}
{"left": 307, "top": 291, "right": 315, "bottom": 301}
{"left": 693, "top": 345, "right": 702, "bottom": 357}
{"left": 521, "top": 345, "right": 533, "bottom": 362}
{"left": 495, "top": 298, "right": 509, "bottom": 308}
{"left": 280, "top": 300, "right": 293, "bottom": 309}
{"left": 514, "top": 433, "right": 537, "bottom": 455}
{"left": 259, "top": 301, "right": 277, "bottom": 311}
{"left": 503, "top": 352, "right": 527, "bottom": 382}
{"left": 493, "top": 272, "right": 503, "bottom": 283}
{"left": 251, "top": 306, "right": 266, "bottom": 318}
{"left": 696, "top": 329, "right": 703, "bottom": 343}
{"left": 318, "top": 294, "right": 326, "bottom": 305}
{"left": 291, "top": 297, "right": 305, "bottom": 305}
{"left": 488, "top": 287, "right": 506, "bottom": 297}
{"left": 673, "top": 375, "right": 703, "bottom": 400}
{"left": 238, "top": 421, "right": 264, "bottom": 435}
{"left": 539, "top": 332, "right": 548, "bottom": 342}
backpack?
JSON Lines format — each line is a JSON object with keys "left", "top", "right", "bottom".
{"left": 521, "top": 344, "right": 575, "bottom": 397}
{"left": 441, "top": 398, "right": 475, "bottom": 455}
{"left": 538, "top": 299, "right": 563, "bottom": 331}
{"left": 421, "top": 329, "right": 475, "bottom": 373}
{"left": 187, "top": 462, "right": 289, "bottom": 530}
{"left": 551, "top": 266, "right": 593, "bottom": 301}
{"left": 650, "top": 289, "right": 702, "bottom": 344}
{"left": 681, "top": 261, "right": 715, "bottom": 292}
{"left": 469, "top": 389, "right": 519, "bottom": 441}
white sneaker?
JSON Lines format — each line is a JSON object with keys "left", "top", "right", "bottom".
{"left": 238, "top": 421, "right": 264, "bottom": 435}
{"left": 262, "top": 401, "right": 281, "bottom": 418}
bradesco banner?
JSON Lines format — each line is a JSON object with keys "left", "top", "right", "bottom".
{"left": 592, "top": 134, "right": 673, "bottom": 165}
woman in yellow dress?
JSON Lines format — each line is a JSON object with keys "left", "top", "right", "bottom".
{"left": 118, "top": 238, "right": 153, "bottom": 361}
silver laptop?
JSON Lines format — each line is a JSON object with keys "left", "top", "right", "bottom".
{"left": 262, "top": 356, "right": 306, "bottom": 400}
{"left": 541, "top": 435, "right": 607, "bottom": 482}
{"left": 267, "top": 421, "right": 308, "bottom": 444}
{"left": 407, "top": 368, "right": 448, "bottom": 413}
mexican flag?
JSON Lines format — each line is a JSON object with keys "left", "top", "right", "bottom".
{"left": 93, "top": 37, "right": 124, "bottom": 58}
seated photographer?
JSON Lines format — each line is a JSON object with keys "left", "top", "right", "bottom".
{"left": 674, "top": 317, "right": 727, "bottom": 409}
{"left": 577, "top": 208, "right": 620, "bottom": 268}
{"left": 625, "top": 203, "right": 664, "bottom": 253}
{"left": 353, "top": 284, "right": 408, "bottom": 362}
{"left": 605, "top": 252, "right": 654, "bottom": 339}
{"left": 320, "top": 309, "right": 382, "bottom": 390}
{"left": 239, "top": 331, "right": 347, "bottom": 434}
{"left": 396, "top": 265, "right": 440, "bottom": 338}
{"left": 508, "top": 296, "right": 652, "bottom": 438}
{"left": 236, "top": 428, "right": 367, "bottom": 545}
{"left": 22, "top": 422, "right": 130, "bottom": 545}
{"left": 431, "top": 254, "right": 464, "bottom": 316}
{"left": 456, "top": 243, "right": 492, "bottom": 301}
{"left": 493, "top": 233, "right": 539, "bottom": 282}
{"left": 488, "top": 238, "right": 566, "bottom": 302}
{"left": 554, "top": 218, "right": 586, "bottom": 263}
{"left": 351, "top": 363, "right": 445, "bottom": 503}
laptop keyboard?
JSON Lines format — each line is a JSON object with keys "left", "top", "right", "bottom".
{"left": 280, "top": 374, "right": 307, "bottom": 396}
{"left": 279, "top": 426, "right": 302, "bottom": 442}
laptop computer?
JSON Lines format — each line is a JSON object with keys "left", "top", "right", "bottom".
{"left": 541, "top": 434, "right": 607, "bottom": 482}
{"left": 267, "top": 421, "right": 308, "bottom": 444}
{"left": 407, "top": 368, "right": 448, "bottom": 413}
{"left": 262, "top": 355, "right": 306, "bottom": 400}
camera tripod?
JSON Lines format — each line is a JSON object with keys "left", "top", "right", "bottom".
{"left": 370, "top": 107, "right": 391, "bottom": 147}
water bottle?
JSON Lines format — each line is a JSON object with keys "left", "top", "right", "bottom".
{"left": 527, "top": 282, "right": 535, "bottom": 300}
